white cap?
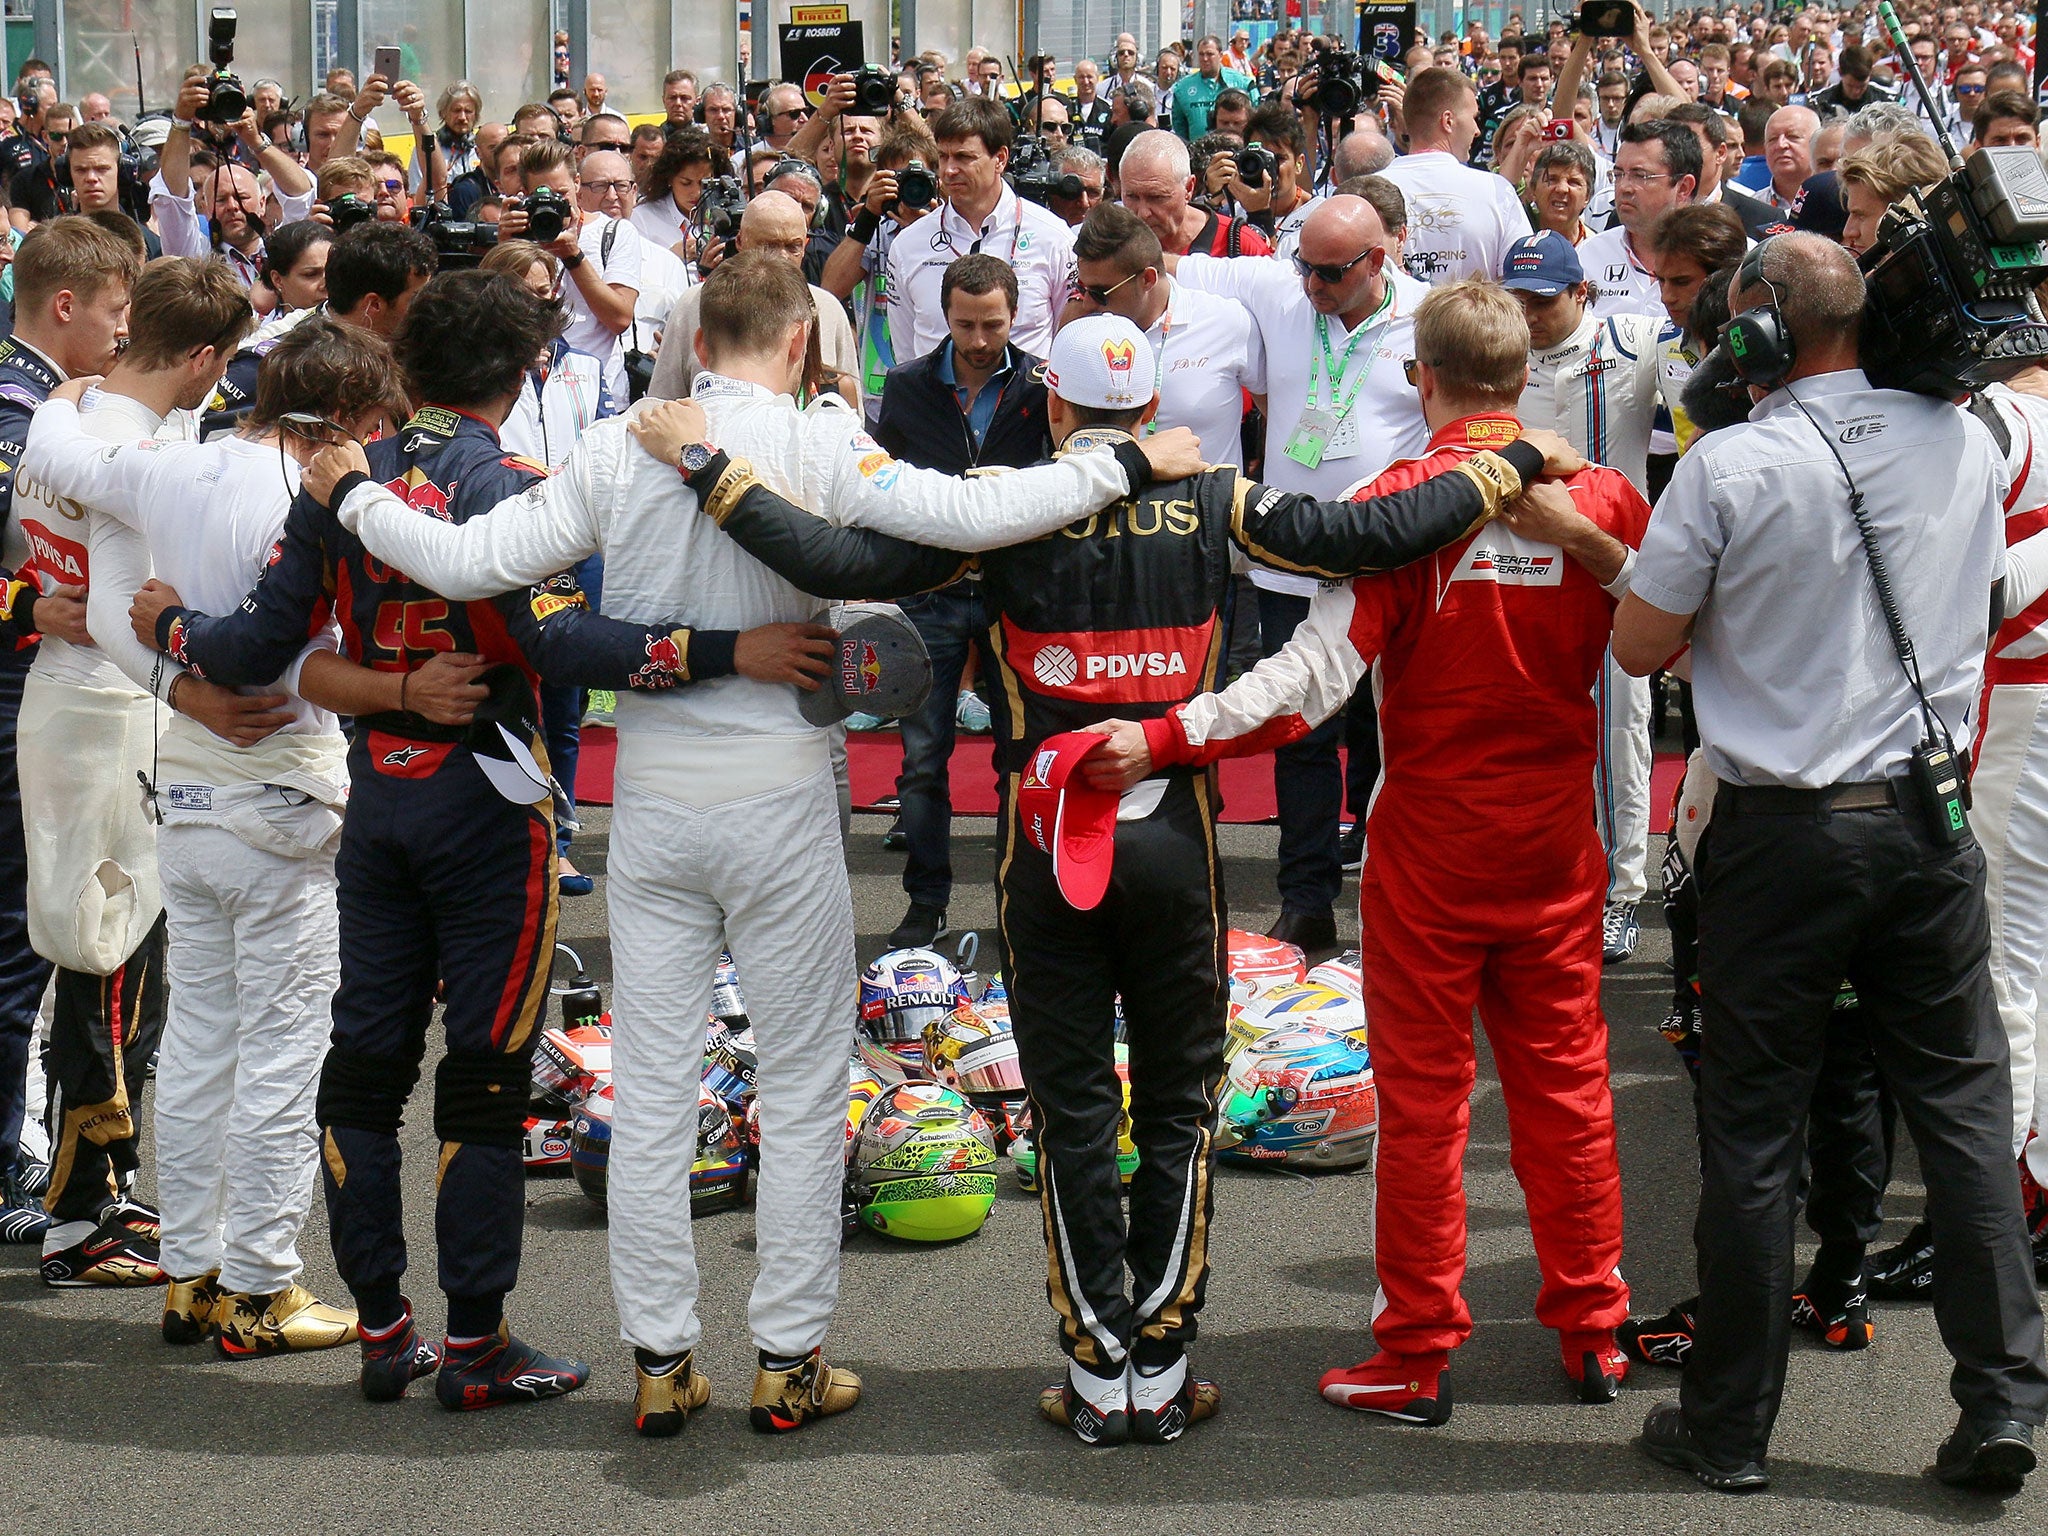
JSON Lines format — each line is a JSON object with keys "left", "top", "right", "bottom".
{"left": 1045, "top": 314, "right": 1155, "bottom": 411}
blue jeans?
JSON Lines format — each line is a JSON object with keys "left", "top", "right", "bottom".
{"left": 896, "top": 583, "right": 985, "bottom": 910}
{"left": 1256, "top": 587, "right": 1344, "bottom": 918}
{"left": 541, "top": 554, "right": 605, "bottom": 858}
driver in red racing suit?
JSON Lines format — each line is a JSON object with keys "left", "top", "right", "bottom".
{"left": 1091, "top": 280, "right": 1653, "bottom": 1423}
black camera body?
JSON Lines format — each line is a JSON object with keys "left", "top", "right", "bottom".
{"left": 1313, "top": 49, "right": 1380, "bottom": 121}
{"left": 1010, "top": 136, "right": 1082, "bottom": 208}
{"left": 328, "top": 192, "right": 376, "bottom": 233}
{"left": 418, "top": 201, "right": 500, "bottom": 267}
{"left": 1859, "top": 146, "right": 2048, "bottom": 396}
{"left": 850, "top": 66, "right": 898, "bottom": 116}
{"left": 697, "top": 175, "right": 745, "bottom": 237}
{"left": 1574, "top": 1, "right": 1641, "bottom": 39}
{"left": 200, "top": 7, "right": 247, "bottom": 125}
{"left": 1237, "top": 143, "right": 1277, "bottom": 190}
{"left": 894, "top": 158, "right": 938, "bottom": 211}
{"left": 522, "top": 185, "right": 572, "bottom": 243}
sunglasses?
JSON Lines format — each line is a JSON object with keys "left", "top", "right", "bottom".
{"left": 587, "top": 139, "right": 629, "bottom": 154}
{"left": 1293, "top": 247, "right": 1376, "bottom": 284}
{"left": 375, "top": 178, "right": 405, "bottom": 194}
{"left": 1078, "top": 269, "right": 1144, "bottom": 304}
{"left": 279, "top": 411, "right": 353, "bottom": 445}
{"left": 1402, "top": 357, "right": 1431, "bottom": 385}
{"left": 775, "top": 106, "right": 813, "bottom": 120}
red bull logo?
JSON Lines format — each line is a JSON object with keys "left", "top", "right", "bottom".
{"left": 842, "top": 639, "right": 883, "bottom": 695}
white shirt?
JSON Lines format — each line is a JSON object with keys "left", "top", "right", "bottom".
{"left": 1519, "top": 309, "right": 1664, "bottom": 492}
{"left": 148, "top": 171, "right": 315, "bottom": 287}
{"left": 330, "top": 380, "right": 1139, "bottom": 798}
{"left": 1379, "top": 150, "right": 1532, "bottom": 286}
{"left": 1147, "top": 277, "right": 1265, "bottom": 467}
{"left": 563, "top": 212, "right": 643, "bottom": 401}
{"left": 1175, "top": 256, "right": 1430, "bottom": 594}
{"left": 631, "top": 237, "right": 692, "bottom": 353}
{"left": 1270, "top": 191, "right": 1326, "bottom": 263}
{"left": 1634, "top": 370, "right": 2004, "bottom": 787}
{"left": 1578, "top": 224, "right": 1665, "bottom": 319}
{"left": 886, "top": 184, "right": 1076, "bottom": 361}
{"left": 627, "top": 193, "right": 699, "bottom": 268}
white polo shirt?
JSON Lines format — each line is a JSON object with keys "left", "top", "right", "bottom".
{"left": 1175, "top": 255, "right": 1429, "bottom": 595}
{"left": 563, "top": 212, "right": 643, "bottom": 402}
{"left": 885, "top": 184, "right": 1076, "bottom": 361}
{"left": 1579, "top": 224, "right": 1664, "bottom": 319}
{"left": 1379, "top": 150, "right": 1532, "bottom": 286}
{"left": 1147, "top": 276, "right": 1266, "bottom": 467}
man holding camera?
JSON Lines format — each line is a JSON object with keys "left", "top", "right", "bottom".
{"left": 499, "top": 139, "right": 639, "bottom": 402}
{"left": 1613, "top": 233, "right": 2048, "bottom": 1495}
{"left": 152, "top": 74, "right": 314, "bottom": 290}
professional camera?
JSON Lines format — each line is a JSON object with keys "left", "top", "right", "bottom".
{"left": 419, "top": 201, "right": 499, "bottom": 267}
{"left": 1312, "top": 49, "right": 1381, "bottom": 122}
{"left": 895, "top": 157, "right": 938, "bottom": 210}
{"left": 1237, "top": 143, "right": 1277, "bottom": 190}
{"left": 328, "top": 192, "right": 376, "bottom": 233}
{"left": 1573, "top": 1, "right": 1641, "bottom": 39}
{"left": 696, "top": 175, "right": 745, "bottom": 237}
{"left": 1858, "top": 148, "right": 2048, "bottom": 395}
{"left": 1009, "top": 135, "right": 1082, "bottom": 209}
{"left": 850, "top": 66, "right": 898, "bottom": 116}
{"left": 199, "top": 7, "right": 248, "bottom": 125}
{"left": 522, "top": 185, "right": 572, "bottom": 243}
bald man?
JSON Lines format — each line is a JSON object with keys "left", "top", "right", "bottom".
{"left": 647, "top": 191, "right": 861, "bottom": 407}
{"left": 1117, "top": 128, "right": 1271, "bottom": 258}
{"left": 1333, "top": 125, "right": 1396, "bottom": 179}
{"left": 1166, "top": 194, "right": 1431, "bottom": 950}
{"left": 1763, "top": 105, "right": 1820, "bottom": 210}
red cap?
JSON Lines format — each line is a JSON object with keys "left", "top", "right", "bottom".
{"left": 1017, "top": 731, "right": 1120, "bottom": 911}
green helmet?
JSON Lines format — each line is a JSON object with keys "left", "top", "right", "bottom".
{"left": 848, "top": 1082, "right": 999, "bottom": 1242}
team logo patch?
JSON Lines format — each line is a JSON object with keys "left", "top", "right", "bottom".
{"left": 1007, "top": 619, "right": 1212, "bottom": 703}
{"left": 1453, "top": 525, "right": 1567, "bottom": 587}
{"left": 1100, "top": 339, "right": 1137, "bottom": 403}
{"left": 367, "top": 731, "right": 453, "bottom": 778}
{"left": 1032, "top": 644, "right": 1078, "bottom": 687}
{"left": 842, "top": 639, "right": 883, "bottom": 695}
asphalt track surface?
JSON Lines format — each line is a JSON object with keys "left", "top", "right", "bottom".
{"left": 2, "top": 808, "right": 2043, "bottom": 1534}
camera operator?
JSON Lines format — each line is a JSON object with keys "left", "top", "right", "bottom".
{"left": 759, "top": 157, "right": 843, "bottom": 285}
{"left": 1118, "top": 130, "right": 1272, "bottom": 258}
{"left": 887, "top": 97, "right": 1075, "bottom": 362}
{"left": 1383, "top": 68, "right": 1532, "bottom": 286}
{"left": 0, "top": 79, "right": 57, "bottom": 184}
{"left": 786, "top": 71, "right": 890, "bottom": 232}
{"left": 1614, "top": 231, "right": 2048, "bottom": 1495}
{"left": 628, "top": 129, "right": 726, "bottom": 266}
{"left": 152, "top": 75, "right": 315, "bottom": 291}
{"left": 500, "top": 139, "right": 639, "bottom": 402}
{"left": 820, "top": 120, "right": 939, "bottom": 419}
{"left": 9, "top": 122, "right": 158, "bottom": 254}
{"left": 700, "top": 83, "right": 741, "bottom": 157}
{"left": 348, "top": 69, "right": 446, "bottom": 207}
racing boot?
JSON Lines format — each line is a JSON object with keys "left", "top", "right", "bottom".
{"left": 633, "top": 1348, "right": 712, "bottom": 1438}
{"left": 1128, "top": 1353, "right": 1221, "bottom": 1444}
{"left": 216, "top": 1283, "right": 361, "bottom": 1358}
{"left": 1866, "top": 1219, "right": 1936, "bottom": 1301}
{"left": 162, "top": 1270, "right": 225, "bottom": 1345}
{"left": 1038, "top": 1357, "right": 1129, "bottom": 1446}
{"left": 1562, "top": 1330, "right": 1630, "bottom": 1403}
{"left": 40, "top": 1212, "right": 166, "bottom": 1288}
{"left": 1618, "top": 1297, "right": 1698, "bottom": 1368}
{"left": 358, "top": 1302, "right": 443, "bottom": 1402}
{"left": 436, "top": 1322, "right": 590, "bottom": 1411}
{"left": 1791, "top": 1264, "right": 1873, "bottom": 1351}
{"left": 750, "top": 1347, "right": 861, "bottom": 1433}
{"left": 1318, "top": 1349, "right": 1453, "bottom": 1426}
{"left": 106, "top": 1195, "right": 161, "bottom": 1242}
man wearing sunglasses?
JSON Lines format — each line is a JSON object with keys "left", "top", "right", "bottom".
{"left": 1166, "top": 193, "right": 1430, "bottom": 954}
{"left": 760, "top": 83, "right": 814, "bottom": 154}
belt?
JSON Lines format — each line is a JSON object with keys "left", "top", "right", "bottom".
{"left": 1720, "top": 779, "right": 1900, "bottom": 814}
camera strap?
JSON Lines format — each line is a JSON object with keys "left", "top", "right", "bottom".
{"left": 1786, "top": 385, "right": 1970, "bottom": 843}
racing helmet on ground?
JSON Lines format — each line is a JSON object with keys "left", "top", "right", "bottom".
{"left": 702, "top": 1021, "right": 758, "bottom": 1113}
{"left": 857, "top": 948, "right": 971, "bottom": 1080}
{"left": 711, "top": 949, "right": 748, "bottom": 1026}
{"left": 848, "top": 1081, "right": 999, "bottom": 1241}
{"left": 570, "top": 1082, "right": 614, "bottom": 1206}
{"left": 1218, "top": 1022, "right": 1377, "bottom": 1171}
{"left": 1226, "top": 981, "right": 1365, "bottom": 1062}
{"left": 572, "top": 1081, "right": 756, "bottom": 1216}
{"left": 1226, "top": 929, "right": 1308, "bottom": 1004}
{"left": 1305, "top": 951, "right": 1364, "bottom": 1003}
{"left": 924, "top": 998, "right": 1025, "bottom": 1102}
{"left": 1010, "top": 1041, "right": 1140, "bottom": 1191}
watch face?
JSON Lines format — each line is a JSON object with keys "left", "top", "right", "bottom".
{"left": 679, "top": 443, "right": 715, "bottom": 473}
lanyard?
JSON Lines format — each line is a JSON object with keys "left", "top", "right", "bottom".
{"left": 1141, "top": 306, "right": 1174, "bottom": 436}
{"left": 1310, "top": 286, "right": 1395, "bottom": 423}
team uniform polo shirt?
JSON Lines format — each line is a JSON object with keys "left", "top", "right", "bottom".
{"left": 886, "top": 184, "right": 1075, "bottom": 361}
{"left": 1145, "top": 276, "right": 1266, "bottom": 466}
{"left": 1635, "top": 369, "right": 2004, "bottom": 788}
{"left": 1578, "top": 225, "right": 1665, "bottom": 319}
{"left": 1175, "top": 254, "right": 1429, "bottom": 595}
{"left": 1379, "top": 150, "right": 1532, "bottom": 286}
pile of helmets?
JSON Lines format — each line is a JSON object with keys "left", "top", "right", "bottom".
{"left": 526, "top": 947, "right": 610, "bottom": 1172}
{"left": 1218, "top": 937, "right": 1376, "bottom": 1171}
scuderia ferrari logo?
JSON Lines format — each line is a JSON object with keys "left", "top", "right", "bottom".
{"left": 1453, "top": 526, "right": 1566, "bottom": 587}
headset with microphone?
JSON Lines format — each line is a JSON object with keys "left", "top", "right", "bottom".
{"left": 1724, "top": 236, "right": 1796, "bottom": 390}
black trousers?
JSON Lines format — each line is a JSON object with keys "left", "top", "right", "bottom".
{"left": 1683, "top": 790, "right": 2048, "bottom": 1461}
{"left": 0, "top": 652, "right": 50, "bottom": 1178}
{"left": 1256, "top": 588, "right": 1343, "bottom": 917}
{"left": 44, "top": 919, "right": 167, "bottom": 1222}
{"left": 997, "top": 773, "right": 1229, "bottom": 1374}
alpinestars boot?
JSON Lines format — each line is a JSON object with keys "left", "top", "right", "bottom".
{"left": 359, "top": 1303, "right": 443, "bottom": 1402}
{"left": 1867, "top": 1220, "right": 1936, "bottom": 1301}
{"left": 41, "top": 1212, "right": 166, "bottom": 1288}
{"left": 1618, "top": 1298, "right": 1698, "bottom": 1368}
{"left": 162, "top": 1270, "right": 225, "bottom": 1345}
{"left": 436, "top": 1323, "right": 590, "bottom": 1411}
{"left": 1128, "top": 1354, "right": 1221, "bottom": 1443}
{"left": 750, "top": 1347, "right": 862, "bottom": 1433}
{"left": 1038, "top": 1358, "right": 1129, "bottom": 1445}
{"left": 633, "top": 1349, "right": 712, "bottom": 1437}
{"left": 216, "top": 1284, "right": 361, "bottom": 1357}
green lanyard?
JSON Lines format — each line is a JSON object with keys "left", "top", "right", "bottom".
{"left": 1310, "top": 285, "right": 1395, "bottom": 425}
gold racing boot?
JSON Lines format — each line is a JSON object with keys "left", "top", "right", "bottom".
{"left": 216, "top": 1283, "right": 361, "bottom": 1358}
{"left": 633, "top": 1349, "right": 712, "bottom": 1437}
{"left": 749, "top": 1347, "right": 862, "bottom": 1433}
{"left": 162, "top": 1270, "right": 226, "bottom": 1345}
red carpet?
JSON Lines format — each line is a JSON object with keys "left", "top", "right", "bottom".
{"left": 575, "top": 724, "right": 1689, "bottom": 834}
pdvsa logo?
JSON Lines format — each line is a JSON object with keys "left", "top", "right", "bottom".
{"left": 1032, "top": 644, "right": 1078, "bottom": 686}
{"left": 1084, "top": 652, "right": 1188, "bottom": 680}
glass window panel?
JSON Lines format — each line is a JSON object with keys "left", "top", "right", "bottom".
{"left": 232, "top": 1, "right": 314, "bottom": 106}
{"left": 465, "top": 0, "right": 550, "bottom": 123}
{"left": 586, "top": 0, "right": 668, "bottom": 118}
{"left": 58, "top": 0, "right": 192, "bottom": 123}
{"left": 359, "top": 0, "right": 462, "bottom": 91}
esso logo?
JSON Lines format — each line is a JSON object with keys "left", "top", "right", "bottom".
{"left": 1033, "top": 645, "right": 1078, "bottom": 687}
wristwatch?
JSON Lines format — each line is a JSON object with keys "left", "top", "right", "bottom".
{"left": 678, "top": 442, "right": 719, "bottom": 475}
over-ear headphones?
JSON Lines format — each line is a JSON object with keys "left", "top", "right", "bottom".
{"left": 753, "top": 89, "right": 776, "bottom": 139}
{"left": 1724, "top": 237, "right": 1795, "bottom": 390}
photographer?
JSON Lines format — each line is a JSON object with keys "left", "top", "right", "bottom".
{"left": 152, "top": 73, "right": 314, "bottom": 289}
{"left": 1614, "top": 232, "right": 2048, "bottom": 1495}
{"left": 787, "top": 70, "right": 892, "bottom": 230}
{"left": 627, "top": 129, "right": 727, "bottom": 264}
{"left": 500, "top": 139, "right": 639, "bottom": 401}
{"left": 886, "top": 97, "right": 1075, "bottom": 362}
{"left": 820, "top": 120, "right": 940, "bottom": 417}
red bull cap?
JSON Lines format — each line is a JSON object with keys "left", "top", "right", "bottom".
{"left": 1016, "top": 731, "right": 1120, "bottom": 911}
{"left": 798, "top": 606, "right": 934, "bottom": 726}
